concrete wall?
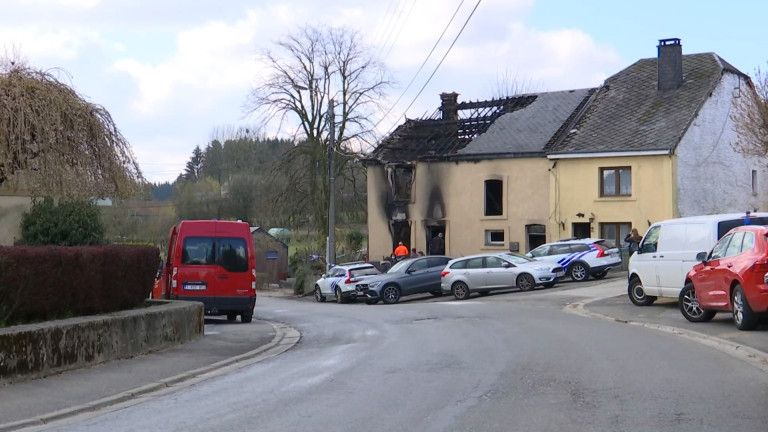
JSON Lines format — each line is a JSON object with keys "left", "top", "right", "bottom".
{"left": 0, "top": 300, "right": 204, "bottom": 384}
{"left": 676, "top": 72, "right": 768, "bottom": 216}
{"left": 0, "top": 195, "right": 32, "bottom": 246}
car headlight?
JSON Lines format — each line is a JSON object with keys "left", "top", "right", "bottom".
{"left": 368, "top": 281, "right": 382, "bottom": 289}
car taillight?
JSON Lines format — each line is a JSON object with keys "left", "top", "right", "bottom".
{"left": 593, "top": 244, "right": 606, "bottom": 258}
{"left": 252, "top": 269, "right": 257, "bottom": 290}
{"left": 171, "top": 267, "right": 178, "bottom": 288}
{"left": 441, "top": 270, "right": 450, "bottom": 278}
{"left": 345, "top": 277, "right": 353, "bottom": 284}
{"left": 750, "top": 260, "right": 768, "bottom": 273}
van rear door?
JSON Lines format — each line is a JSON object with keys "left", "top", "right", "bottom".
{"left": 213, "top": 223, "right": 252, "bottom": 300}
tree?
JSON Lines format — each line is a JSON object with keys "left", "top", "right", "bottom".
{"left": 245, "top": 25, "right": 391, "bottom": 235}
{"left": 183, "top": 145, "right": 204, "bottom": 182}
{"left": 0, "top": 58, "right": 142, "bottom": 198}
{"left": 731, "top": 65, "right": 768, "bottom": 156}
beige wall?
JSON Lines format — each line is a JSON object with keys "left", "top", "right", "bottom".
{"left": 548, "top": 154, "right": 676, "bottom": 240}
{"left": 367, "top": 157, "right": 551, "bottom": 261}
{"left": 0, "top": 195, "right": 32, "bottom": 246}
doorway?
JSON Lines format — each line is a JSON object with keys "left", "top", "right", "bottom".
{"left": 426, "top": 225, "right": 445, "bottom": 255}
{"left": 391, "top": 220, "right": 411, "bottom": 253}
{"left": 525, "top": 224, "right": 546, "bottom": 252}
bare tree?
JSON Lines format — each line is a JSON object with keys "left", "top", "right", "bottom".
{"left": 246, "top": 25, "right": 391, "bottom": 234}
{"left": 0, "top": 58, "right": 143, "bottom": 198}
{"left": 731, "top": 66, "right": 768, "bottom": 156}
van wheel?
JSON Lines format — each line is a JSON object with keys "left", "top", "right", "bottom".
{"left": 732, "top": 285, "right": 757, "bottom": 330}
{"left": 517, "top": 273, "right": 535, "bottom": 291}
{"left": 314, "top": 286, "right": 326, "bottom": 302}
{"left": 628, "top": 277, "right": 656, "bottom": 306}
{"left": 568, "top": 262, "right": 590, "bottom": 282}
{"left": 226, "top": 313, "right": 237, "bottom": 321}
{"left": 241, "top": 311, "right": 253, "bottom": 324}
{"left": 679, "top": 283, "right": 715, "bottom": 322}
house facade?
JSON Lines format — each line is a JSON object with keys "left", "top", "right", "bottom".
{"left": 367, "top": 38, "right": 768, "bottom": 260}
{"left": 547, "top": 39, "right": 768, "bottom": 245}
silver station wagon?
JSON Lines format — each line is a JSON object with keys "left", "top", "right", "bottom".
{"left": 440, "top": 252, "right": 565, "bottom": 300}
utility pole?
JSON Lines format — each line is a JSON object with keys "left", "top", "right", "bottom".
{"left": 327, "top": 98, "right": 336, "bottom": 268}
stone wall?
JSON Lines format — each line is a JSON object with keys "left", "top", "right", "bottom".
{"left": 0, "top": 300, "right": 204, "bottom": 384}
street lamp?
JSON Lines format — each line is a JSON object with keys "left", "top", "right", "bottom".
{"left": 293, "top": 83, "right": 335, "bottom": 268}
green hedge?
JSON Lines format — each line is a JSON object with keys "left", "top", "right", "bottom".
{"left": 0, "top": 245, "right": 160, "bottom": 326}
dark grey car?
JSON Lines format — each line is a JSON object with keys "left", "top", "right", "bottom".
{"left": 356, "top": 256, "right": 452, "bottom": 304}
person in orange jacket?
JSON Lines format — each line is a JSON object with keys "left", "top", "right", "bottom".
{"left": 393, "top": 241, "right": 409, "bottom": 261}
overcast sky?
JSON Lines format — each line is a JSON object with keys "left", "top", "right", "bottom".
{"left": 2, "top": 0, "right": 767, "bottom": 183}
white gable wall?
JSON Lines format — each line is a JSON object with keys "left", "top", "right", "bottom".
{"left": 676, "top": 72, "right": 768, "bottom": 216}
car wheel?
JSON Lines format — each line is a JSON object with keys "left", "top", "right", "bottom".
{"left": 365, "top": 299, "right": 379, "bottom": 305}
{"left": 381, "top": 285, "right": 401, "bottom": 304}
{"left": 452, "top": 281, "right": 470, "bottom": 300}
{"left": 517, "top": 273, "right": 535, "bottom": 291}
{"left": 314, "top": 286, "right": 326, "bottom": 303}
{"left": 568, "top": 262, "right": 590, "bottom": 282}
{"left": 240, "top": 311, "right": 253, "bottom": 324}
{"left": 679, "top": 283, "right": 715, "bottom": 322}
{"left": 628, "top": 277, "right": 656, "bottom": 306}
{"left": 226, "top": 313, "right": 237, "bottom": 321}
{"left": 430, "top": 291, "right": 443, "bottom": 297}
{"left": 592, "top": 270, "right": 608, "bottom": 279}
{"left": 335, "top": 288, "right": 347, "bottom": 304}
{"left": 732, "top": 285, "right": 758, "bottom": 330}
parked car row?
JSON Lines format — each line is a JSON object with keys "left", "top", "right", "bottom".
{"left": 313, "top": 239, "right": 623, "bottom": 305}
{"left": 626, "top": 212, "right": 768, "bottom": 331}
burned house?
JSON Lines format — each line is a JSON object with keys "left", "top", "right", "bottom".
{"left": 365, "top": 89, "right": 595, "bottom": 261}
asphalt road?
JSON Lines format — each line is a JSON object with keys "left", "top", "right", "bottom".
{"left": 15, "top": 271, "right": 768, "bottom": 432}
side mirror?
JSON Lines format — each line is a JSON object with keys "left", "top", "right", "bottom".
{"left": 696, "top": 251, "right": 708, "bottom": 262}
{"left": 502, "top": 262, "right": 511, "bottom": 268}
{"left": 321, "top": 274, "right": 327, "bottom": 279}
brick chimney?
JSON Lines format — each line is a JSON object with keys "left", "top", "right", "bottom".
{"left": 440, "top": 92, "right": 459, "bottom": 121}
{"left": 657, "top": 38, "right": 683, "bottom": 91}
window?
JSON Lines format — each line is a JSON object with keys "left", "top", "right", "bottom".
{"left": 485, "top": 230, "right": 505, "bottom": 246}
{"left": 724, "top": 232, "right": 745, "bottom": 257}
{"left": 640, "top": 225, "right": 660, "bottom": 253}
{"left": 710, "top": 233, "right": 732, "bottom": 259}
{"left": 408, "top": 259, "right": 428, "bottom": 272}
{"left": 484, "top": 256, "right": 506, "bottom": 268}
{"left": 390, "top": 165, "right": 414, "bottom": 202}
{"left": 529, "top": 245, "right": 550, "bottom": 257}
{"left": 484, "top": 179, "right": 503, "bottom": 216}
{"left": 600, "top": 167, "right": 631, "bottom": 197}
{"left": 181, "top": 237, "right": 248, "bottom": 272}
{"left": 601, "top": 222, "right": 631, "bottom": 250}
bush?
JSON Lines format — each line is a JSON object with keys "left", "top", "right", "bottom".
{"left": 18, "top": 198, "right": 106, "bottom": 246}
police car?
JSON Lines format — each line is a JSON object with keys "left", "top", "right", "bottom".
{"left": 314, "top": 262, "right": 382, "bottom": 303}
{"left": 526, "top": 238, "right": 621, "bottom": 282}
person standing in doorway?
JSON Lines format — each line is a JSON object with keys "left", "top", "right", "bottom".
{"left": 394, "top": 241, "right": 409, "bottom": 261}
{"left": 624, "top": 228, "right": 642, "bottom": 252}
{"left": 429, "top": 232, "right": 445, "bottom": 255}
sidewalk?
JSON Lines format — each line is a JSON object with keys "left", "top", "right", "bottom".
{"left": 0, "top": 314, "right": 299, "bottom": 431}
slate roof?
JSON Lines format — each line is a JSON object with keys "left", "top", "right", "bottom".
{"left": 458, "top": 88, "right": 594, "bottom": 157}
{"left": 549, "top": 53, "right": 747, "bottom": 155}
{"left": 368, "top": 89, "right": 594, "bottom": 163}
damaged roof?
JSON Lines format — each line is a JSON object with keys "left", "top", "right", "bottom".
{"left": 549, "top": 53, "right": 747, "bottom": 155}
{"left": 368, "top": 89, "right": 595, "bottom": 163}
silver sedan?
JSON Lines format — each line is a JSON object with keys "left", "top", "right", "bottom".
{"left": 440, "top": 252, "right": 565, "bottom": 300}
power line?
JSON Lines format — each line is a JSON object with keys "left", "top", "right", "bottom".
{"left": 371, "top": 0, "right": 400, "bottom": 48}
{"left": 388, "top": 0, "right": 483, "bottom": 135}
{"left": 373, "top": 0, "right": 466, "bottom": 133}
{"left": 380, "top": 0, "right": 417, "bottom": 61}
{"left": 375, "top": 0, "right": 410, "bottom": 60}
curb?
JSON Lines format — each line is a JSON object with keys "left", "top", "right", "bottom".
{"left": 564, "top": 295, "right": 768, "bottom": 375}
{"left": 0, "top": 321, "right": 301, "bottom": 432}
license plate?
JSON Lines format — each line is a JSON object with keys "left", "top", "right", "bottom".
{"left": 183, "top": 284, "right": 206, "bottom": 291}
{"left": 556, "top": 271, "right": 565, "bottom": 277}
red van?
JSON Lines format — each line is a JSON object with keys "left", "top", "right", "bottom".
{"left": 153, "top": 220, "right": 257, "bottom": 323}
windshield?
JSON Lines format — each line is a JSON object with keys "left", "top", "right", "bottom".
{"left": 387, "top": 259, "right": 411, "bottom": 273}
{"left": 502, "top": 252, "right": 536, "bottom": 264}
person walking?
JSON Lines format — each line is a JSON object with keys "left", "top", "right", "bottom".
{"left": 624, "top": 228, "right": 642, "bottom": 252}
{"left": 429, "top": 232, "right": 445, "bottom": 255}
{"left": 393, "top": 241, "right": 409, "bottom": 261}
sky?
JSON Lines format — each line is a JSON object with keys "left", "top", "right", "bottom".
{"left": 2, "top": 0, "right": 768, "bottom": 184}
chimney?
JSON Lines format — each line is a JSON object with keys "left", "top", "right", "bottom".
{"left": 657, "top": 38, "right": 683, "bottom": 91}
{"left": 440, "top": 92, "right": 459, "bottom": 121}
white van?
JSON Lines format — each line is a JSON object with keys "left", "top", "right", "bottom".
{"left": 627, "top": 212, "right": 768, "bottom": 306}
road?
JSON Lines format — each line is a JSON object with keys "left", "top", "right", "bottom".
{"left": 23, "top": 275, "right": 768, "bottom": 432}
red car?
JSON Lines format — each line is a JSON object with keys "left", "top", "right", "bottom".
{"left": 679, "top": 225, "right": 768, "bottom": 330}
